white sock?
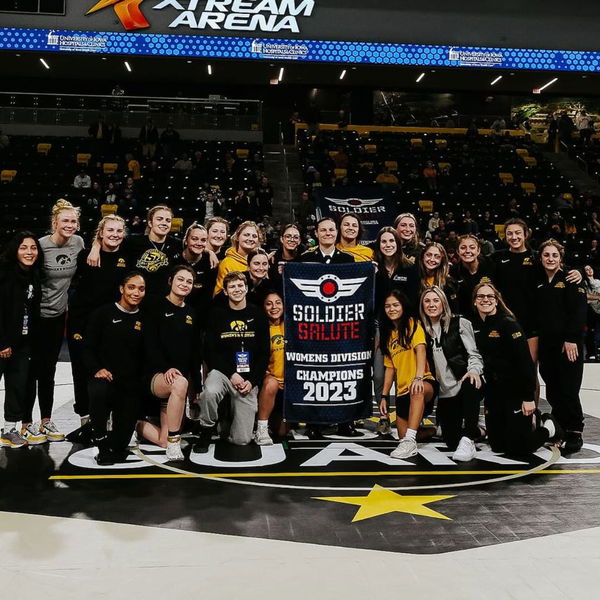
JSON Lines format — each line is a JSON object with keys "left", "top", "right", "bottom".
{"left": 4, "top": 421, "right": 16, "bottom": 431}
{"left": 543, "top": 419, "right": 556, "bottom": 438}
{"left": 257, "top": 420, "right": 268, "bottom": 428}
{"left": 404, "top": 428, "right": 417, "bottom": 441}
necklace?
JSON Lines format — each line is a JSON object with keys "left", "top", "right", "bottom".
{"left": 150, "top": 238, "right": 166, "bottom": 253}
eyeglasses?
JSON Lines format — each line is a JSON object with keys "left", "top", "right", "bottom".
{"left": 475, "top": 294, "right": 496, "bottom": 300}
{"left": 283, "top": 235, "right": 300, "bottom": 241}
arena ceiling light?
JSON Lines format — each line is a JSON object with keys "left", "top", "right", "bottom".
{"left": 124, "top": 61, "right": 132, "bottom": 72}
{"left": 339, "top": 69, "right": 347, "bottom": 80}
{"left": 490, "top": 75, "right": 503, "bottom": 86}
{"left": 278, "top": 67, "right": 284, "bottom": 82}
{"left": 207, "top": 64, "right": 212, "bottom": 75}
{"left": 39, "top": 58, "right": 50, "bottom": 69}
{"left": 416, "top": 72, "right": 426, "bottom": 83}
{"left": 538, "top": 77, "right": 558, "bottom": 92}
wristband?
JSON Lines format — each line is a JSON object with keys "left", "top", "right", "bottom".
{"left": 381, "top": 394, "right": 390, "bottom": 401}
{"left": 413, "top": 376, "right": 424, "bottom": 381}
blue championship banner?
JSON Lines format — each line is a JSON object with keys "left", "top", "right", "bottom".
{"left": 315, "top": 185, "right": 395, "bottom": 243}
{"left": 283, "top": 262, "right": 375, "bottom": 424}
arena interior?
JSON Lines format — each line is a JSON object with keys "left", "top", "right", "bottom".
{"left": 1, "top": 2, "right": 600, "bottom": 598}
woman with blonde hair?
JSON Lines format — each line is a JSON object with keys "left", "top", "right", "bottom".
{"left": 420, "top": 286, "right": 483, "bottom": 461}
{"left": 394, "top": 212, "right": 423, "bottom": 261}
{"left": 23, "top": 199, "right": 85, "bottom": 444}
{"left": 205, "top": 216, "right": 230, "bottom": 260}
{"left": 214, "top": 220, "right": 263, "bottom": 295}
{"left": 418, "top": 241, "right": 458, "bottom": 311}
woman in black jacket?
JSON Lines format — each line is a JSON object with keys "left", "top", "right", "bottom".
{"left": 417, "top": 241, "right": 459, "bottom": 312}
{"left": 83, "top": 272, "right": 146, "bottom": 465}
{"left": 472, "top": 281, "right": 560, "bottom": 456}
{"left": 0, "top": 232, "right": 43, "bottom": 448}
{"left": 420, "top": 286, "right": 483, "bottom": 461}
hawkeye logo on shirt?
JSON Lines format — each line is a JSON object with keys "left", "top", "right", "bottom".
{"left": 185, "top": 315, "right": 193, "bottom": 325}
{"left": 231, "top": 320, "right": 247, "bottom": 332}
{"left": 135, "top": 321, "right": 142, "bottom": 331}
{"left": 555, "top": 282, "right": 565, "bottom": 289}
{"left": 271, "top": 334, "right": 284, "bottom": 349}
{"left": 479, "top": 276, "right": 492, "bottom": 284}
{"left": 136, "top": 249, "right": 168, "bottom": 273}
{"left": 512, "top": 331, "right": 522, "bottom": 339}
{"left": 117, "top": 258, "right": 127, "bottom": 268}
{"left": 488, "top": 330, "right": 500, "bottom": 338}
{"left": 522, "top": 257, "right": 532, "bottom": 266}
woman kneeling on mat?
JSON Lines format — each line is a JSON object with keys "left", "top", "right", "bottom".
{"left": 140, "top": 265, "right": 202, "bottom": 461}
{"left": 380, "top": 289, "right": 437, "bottom": 459}
{"left": 419, "top": 286, "right": 484, "bottom": 462}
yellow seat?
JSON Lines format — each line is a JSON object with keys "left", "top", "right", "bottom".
{"left": 438, "top": 162, "right": 451, "bottom": 170}
{"left": 384, "top": 160, "right": 398, "bottom": 172}
{"left": 521, "top": 182, "right": 536, "bottom": 194}
{"left": 499, "top": 172, "right": 514, "bottom": 184}
{"left": 410, "top": 138, "right": 423, "bottom": 147}
{"left": 334, "top": 168, "right": 347, "bottom": 178}
{"left": 210, "top": 184, "right": 221, "bottom": 190}
{"left": 419, "top": 200, "right": 434, "bottom": 212}
{"left": 100, "top": 204, "right": 118, "bottom": 217}
{"left": 435, "top": 139, "right": 448, "bottom": 148}
{"left": 562, "top": 192, "right": 574, "bottom": 205}
{"left": 103, "top": 162, "right": 118, "bottom": 174}
{"left": 77, "top": 153, "right": 92, "bottom": 166}
{"left": 523, "top": 156, "right": 537, "bottom": 167}
{"left": 364, "top": 144, "right": 377, "bottom": 154}
{"left": 37, "top": 143, "right": 51, "bottom": 155}
{"left": 1, "top": 169, "right": 17, "bottom": 182}
{"left": 235, "top": 148, "right": 249, "bottom": 159}
{"left": 515, "top": 148, "right": 529, "bottom": 156}
{"left": 328, "top": 150, "right": 339, "bottom": 158}
{"left": 495, "top": 224, "right": 506, "bottom": 240}
{"left": 359, "top": 162, "right": 374, "bottom": 170}
{"left": 170, "top": 217, "right": 183, "bottom": 233}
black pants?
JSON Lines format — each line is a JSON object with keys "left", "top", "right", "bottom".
{"left": 436, "top": 379, "right": 483, "bottom": 450}
{"left": 67, "top": 318, "right": 89, "bottom": 417}
{"left": 0, "top": 346, "right": 32, "bottom": 422}
{"left": 539, "top": 338, "right": 585, "bottom": 432}
{"left": 485, "top": 385, "right": 549, "bottom": 456}
{"left": 88, "top": 378, "right": 140, "bottom": 453}
{"left": 24, "top": 314, "right": 66, "bottom": 422}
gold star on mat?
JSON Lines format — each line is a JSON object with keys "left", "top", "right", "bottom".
{"left": 314, "top": 485, "right": 455, "bottom": 522}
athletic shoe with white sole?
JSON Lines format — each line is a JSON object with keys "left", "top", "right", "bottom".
{"left": 21, "top": 422, "right": 48, "bottom": 445}
{"left": 166, "top": 436, "right": 184, "bottom": 461}
{"left": 254, "top": 423, "right": 273, "bottom": 446}
{"left": 40, "top": 420, "right": 65, "bottom": 442}
{"left": 390, "top": 437, "right": 418, "bottom": 459}
{"left": 452, "top": 436, "right": 477, "bottom": 462}
{"left": 0, "top": 428, "right": 28, "bottom": 448}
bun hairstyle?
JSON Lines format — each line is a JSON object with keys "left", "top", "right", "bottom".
{"left": 51, "top": 199, "right": 80, "bottom": 231}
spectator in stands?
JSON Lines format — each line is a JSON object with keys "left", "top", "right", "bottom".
{"left": 479, "top": 210, "right": 496, "bottom": 241}
{"left": 0, "top": 232, "right": 43, "bottom": 449}
{"left": 332, "top": 147, "right": 349, "bottom": 170}
{"left": 160, "top": 123, "right": 180, "bottom": 161}
{"left": 88, "top": 115, "right": 107, "bottom": 140}
{"left": 111, "top": 84, "right": 125, "bottom": 96}
{"left": 139, "top": 117, "right": 159, "bottom": 159}
{"left": 195, "top": 271, "right": 270, "bottom": 452}
{"left": 490, "top": 116, "right": 506, "bottom": 134}
{"left": 173, "top": 153, "right": 193, "bottom": 174}
{"left": 0, "top": 129, "right": 9, "bottom": 152}
{"left": 428, "top": 211, "right": 441, "bottom": 234}
{"left": 576, "top": 111, "right": 594, "bottom": 145}
{"left": 106, "top": 121, "right": 122, "bottom": 154}
{"left": 376, "top": 165, "right": 399, "bottom": 186}
{"left": 423, "top": 161, "right": 438, "bottom": 191}
{"left": 462, "top": 211, "right": 479, "bottom": 235}
{"left": 558, "top": 111, "right": 576, "bottom": 146}
{"left": 104, "top": 181, "right": 118, "bottom": 205}
{"left": 584, "top": 265, "right": 600, "bottom": 360}
{"left": 256, "top": 176, "right": 274, "bottom": 216}
{"left": 73, "top": 169, "right": 92, "bottom": 189}
{"left": 88, "top": 181, "right": 103, "bottom": 209}
{"left": 192, "top": 150, "right": 207, "bottom": 182}
{"left": 547, "top": 113, "right": 559, "bottom": 150}
{"left": 126, "top": 154, "right": 141, "bottom": 181}
{"left": 24, "top": 200, "right": 85, "bottom": 444}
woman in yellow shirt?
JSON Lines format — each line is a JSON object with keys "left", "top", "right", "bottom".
{"left": 213, "top": 220, "right": 263, "bottom": 295}
{"left": 254, "top": 291, "right": 286, "bottom": 446}
{"left": 380, "top": 289, "right": 437, "bottom": 459}
{"left": 336, "top": 213, "right": 374, "bottom": 262}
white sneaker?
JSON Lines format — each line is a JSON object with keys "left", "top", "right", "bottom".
{"left": 21, "top": 422, "right": 48, "bottom": 445}
{"left": 452, "top": 436, "right": 476, "bottom": 462}
{"left": 166, "top": 436, "right": 184, "bottom": 461}
{"left": 390, "top": 437, "right": 417, "bottom": 459}
{"left": 254, "top": 424, "right": 273, "bottom": 446}
{"left": 40, "top": 420, "right": 65, "bottom": 442}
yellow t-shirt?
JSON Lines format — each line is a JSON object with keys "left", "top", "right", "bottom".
{"left": 267, "top": 322, "right": 285, "bottom": 384}
{"left": 214, "top": 247, "right": 248, "bottom": 295}
{"left": 336, "top": 243, "right": 374, "bottom": 263}
{"left": 383, "top": 319, "right": 434, "bottom": 396}
{"left": 424, "top": 275, "right": 434, "bottom": 287}
{"left": 128, "top": 159, "right": 141, "bottom": 180}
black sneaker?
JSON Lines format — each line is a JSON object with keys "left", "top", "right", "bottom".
{"left": 541, "top": 413, "right": 564, "bottom": 444}
{"left": 66, "top": 421, "right": 94, "bottom": 446}
{"left": 306, "top": 426, "right": 323, "bottom": 440}
{"left": 563, "top": 431, "right": 583, "bottom": 454}
{"left": 193, "top": 428, "right": 213, "bottom": 454}
{"left": 95, "top": 449, "right": 115, "bottom": 466}
{"left": 336, "top": 423, "right": 362, "bottom": 437}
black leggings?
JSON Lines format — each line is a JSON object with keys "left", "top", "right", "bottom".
{"left": 24, "top": 314, "right": 66, "bottom": 423}
{"left": 0, "top": 346, "right": 32, "bottom": 422}
{"left": 89, "top": 378, "right": 140, "bottom": 453}
{"left": 436, "top": 379, "right": 483, "bottom": 450}
{"left": 485, "top": 385, "right": 549, "bottom": 456}
{"left": 67, "top": 317, "right": 90, "bottom": 418}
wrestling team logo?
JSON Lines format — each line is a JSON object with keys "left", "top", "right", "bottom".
{"left": 290, "top": 274, "right": 367, "bottom": 303}
{"left": 136, "top": 249, "right": 168, "bottom": 272}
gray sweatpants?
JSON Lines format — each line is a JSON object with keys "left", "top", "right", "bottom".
{"left": 199, "top": 370, "right": 258, "bottom": 445}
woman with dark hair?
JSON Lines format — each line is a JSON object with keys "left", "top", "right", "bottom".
{"left": 83, "top": 272, "right": 146, "bottom": 465}
{"left": 420, "top": 286, "right": 483, "bottom": 461}
{"left": 268, "top": 223, "right": 302, "bottom": 279}
{"left": 379, "top": 289, "right": 437, "bottom": 459}
{"left": 473, "top": 281, "right": 561, "bottom": 456}
{"left": 245, "top": 248, "right": 273, "bottom": 305}
{"left": 417, "top": 241, "right": 458, "bottom": 311}
{"left": 336, "top": 213, "right": 374, "bottom": 262}
{"left": 0, "top": 232, "right": 43, "bottom": 447}
{"left": 535, "top": 239, "right": 587, "bottom": 453}
{"left": 450, "top": 234, "right": 495, "bottom": 319}
{"left": 139, "top": 265, "right": 202, "bottom": 461}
